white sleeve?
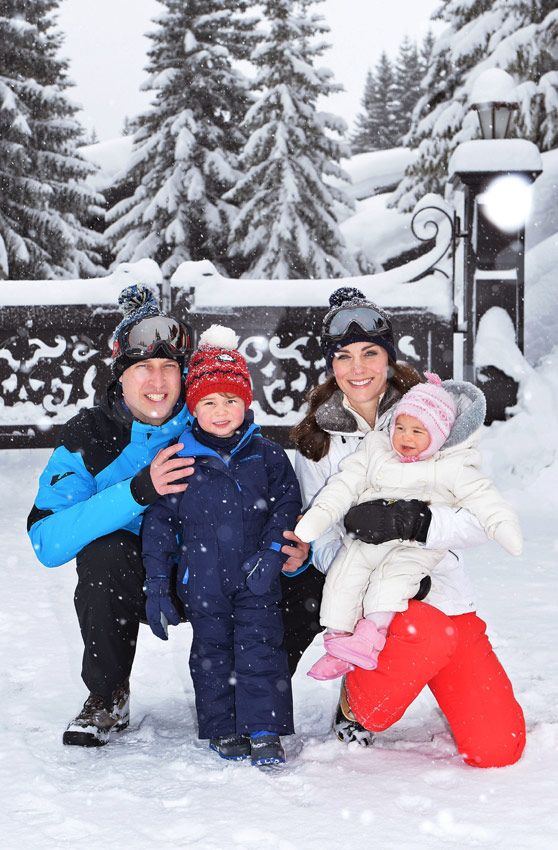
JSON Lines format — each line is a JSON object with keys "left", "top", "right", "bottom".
{"left": 294, "top": 450, "right": 345, "bottom": 574}
{"left": 426, "top": 505, "right": 489, "bottom": 550}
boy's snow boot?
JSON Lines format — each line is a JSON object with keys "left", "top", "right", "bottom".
{"left": 250, "top": 733, "right": 286, "bottom": 766}
{"left": 327, "top": 619, "right": 387, "bottom": 670}
{"left": 209, "top": 734, "right": 251, "bottom": 761}
{"left": 333, "top": 684, "right": 375, "bottom": 747}
{"left": 307, "top": 653, "right": 354, "bottom": 680}
{"left": 62, "top": 681, "right": 130, "bottom": 747}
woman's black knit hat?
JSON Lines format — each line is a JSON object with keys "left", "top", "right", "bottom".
{"left": 321, "top": 287, "right": 397, "bottom": 369}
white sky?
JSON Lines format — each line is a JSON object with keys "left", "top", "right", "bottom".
{"left": 57, "top": 0, "right": 441, "bottom": 142}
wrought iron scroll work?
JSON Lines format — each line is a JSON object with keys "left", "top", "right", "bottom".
{"left": 410, "top": 205, "right": 466, "bottom": 281}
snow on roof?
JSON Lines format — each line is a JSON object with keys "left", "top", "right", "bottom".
{"left": 78, "top": 136, "right": 134, "bottom": 191}
{"left": 330, "top": 148, "right": 417, "bottom": 200}
{"left": 527, "top": 148, "right": 558, "bottom": 251}
{"left": 340, "top": 193, "right": 417, "bottom": 265}
{"left": 449, "top": 139, "right": 543, "bottom": 175}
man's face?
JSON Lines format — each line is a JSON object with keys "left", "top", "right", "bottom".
{"left": 119, "top": 359, "right": 182, "bottom": 425}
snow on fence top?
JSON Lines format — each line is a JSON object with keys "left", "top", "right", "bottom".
{"left": 0, "top": 259, "right": 162, "bottom": 307}
{"left": 0, "top": 247, "right": 454, "bottom": 319}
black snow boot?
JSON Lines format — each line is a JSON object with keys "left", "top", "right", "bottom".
{"left": 333, "top": 685, "right": 375, "bottom": 747}
{"left": 209, "top": 734, "right": 251, "bottom": 761}
{"left": 250, "top": 734, "right": 286, "bottom": 766}
{"left": 62, "top": 681, "right": 130, "bottom": 747}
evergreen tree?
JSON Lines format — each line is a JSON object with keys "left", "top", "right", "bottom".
{"left": 225, "top": 0, "right": 357, "bottom": 279}
{"left": 420, "top": 29, "right": 435, "bottom": 72}
{"left": 392, "top": 37, "right": 423, "bottom": 145}
{"left": 489, "top": 0, "right": 558, "bottom": 150}
{"left": 351, "top": 69, "right": 378, "bottom": 154}
{"left": 105, "top": 0, "right": 257, "bottom": 277}
{"left": 392, "top": 0, "right": 497, "bottom": 211}
{"left": 393, "top": 0, "right": 558, "bottom": 211}
{"left": 351, "top": 52, "right": 399, "bottom": 153}
{"left": 0, "top": 0, "right": 103, "bottom": 279}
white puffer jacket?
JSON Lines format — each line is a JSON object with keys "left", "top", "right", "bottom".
{"left": 295, "top": 381, "right": 497, "bottom": 616}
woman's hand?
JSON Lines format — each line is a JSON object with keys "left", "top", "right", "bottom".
{"left": 281, "top": 529, "right": 310, "bottom": 573}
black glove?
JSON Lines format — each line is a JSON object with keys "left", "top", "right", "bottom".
{"left": 344, "top": 499, "right": 432, "bottom": 545}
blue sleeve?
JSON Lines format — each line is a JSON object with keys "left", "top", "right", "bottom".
{"left": 28, "top": 445, "right": 147, "bottom": 568}
{"left": 259, "top": 444, "right": 303, "bottom": 558}
{"left": 141, "top": 496, "right": 181, "bottom": 579}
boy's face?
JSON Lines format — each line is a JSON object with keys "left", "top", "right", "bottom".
{"left": 392, "top": 414, "right": 431, "bottom": 458}
{"left": 194, "top": 392, "right": 245, "bottom": 438}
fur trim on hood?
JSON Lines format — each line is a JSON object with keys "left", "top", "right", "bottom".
{"left": 315, "top": 383, "right": 403, "bottom": 436}
{"left": 440, "top": 380, "right": 486, "bottom": 449}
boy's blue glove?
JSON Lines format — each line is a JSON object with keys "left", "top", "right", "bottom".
{"left": 143, "top": 576, "right": 182, "bottom": 641}
{"left": 242, "top": 545, "right": 285, "bottom": 596}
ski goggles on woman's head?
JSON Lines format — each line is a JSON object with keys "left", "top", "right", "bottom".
{"left": 113, "top": 315, "right": 193, "bottom": 360}
{"left": 322, "top": 303, "right": 392, "bottom": 342}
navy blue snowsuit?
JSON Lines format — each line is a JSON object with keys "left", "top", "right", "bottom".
{"left": 142, "top": 414, "right": 302, "bottom": 739}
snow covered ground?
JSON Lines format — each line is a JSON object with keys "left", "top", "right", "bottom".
{"left": 2, "top": 351, "right": 558, "bottom": 849}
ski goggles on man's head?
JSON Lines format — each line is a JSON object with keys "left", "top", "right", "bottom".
{"left": 322, "top": 303, "right": 392, "bottom": 342}
{"left": 113, "top": 315, "right": 193, "bottom": 360}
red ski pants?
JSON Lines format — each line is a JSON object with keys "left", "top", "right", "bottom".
{"left": 345, "top": 601, "right": 525, "bottom": 768}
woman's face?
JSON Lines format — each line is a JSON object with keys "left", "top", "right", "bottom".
{"left": 331, "top": 342, "right": 389, "bottom": 407}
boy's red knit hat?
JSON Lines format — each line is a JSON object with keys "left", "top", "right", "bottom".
{"left": 185, "top": 325, "right": 253, "bottom": 413}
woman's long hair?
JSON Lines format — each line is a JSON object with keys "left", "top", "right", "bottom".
{"left": 290, "top": 360, "right": 424, "bottom": 462}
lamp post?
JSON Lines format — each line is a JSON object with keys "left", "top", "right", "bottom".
{"left": 448, "top": 69, "right": 542, "bottom": 421}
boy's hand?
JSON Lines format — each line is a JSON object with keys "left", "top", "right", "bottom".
{"left": 281, "top": 528, "right": 310, "bottom": 573}
{"left": 150, "top": 443, "right": 195, "bottom": 496}
{"left": 143, "top": 577, "right": 182, "bottom": 640}
{"left": 242, "top": 549, "right": 285, "bottom": 595}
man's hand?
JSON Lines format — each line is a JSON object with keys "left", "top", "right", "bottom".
{"left": 150, "top": 443, "right": 195, "bottom": 496}
{"left": 344, "top": 499, "right": 432, "bottom": 545}
{"left": 281, "top": 528, "right": 310, "bottom": 574}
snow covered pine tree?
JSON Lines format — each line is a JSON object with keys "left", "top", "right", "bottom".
{"left": 0, "top": 0, "right": 103, "bottom": 279}
{"left": 105, "top": 0, "right": 258, "bottom": 277}
{"left": 392, "top": 0, "right": 558, "bottom": 212}
{"left": 225, "top": 0, "right": 357, "bottom": 279}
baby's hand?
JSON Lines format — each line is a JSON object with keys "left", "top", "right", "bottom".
{"left": 294, "top": 506, "right": 333, "bottom": 543}
{"left": 492, "top": 520, "right": 523, "bottom": 556}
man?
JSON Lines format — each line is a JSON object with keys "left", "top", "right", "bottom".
{"left": 28, "top": 284, "right": 308, "bottom": 748}
{"left": 27, "top": 285, "right": 197, "bottom": 746}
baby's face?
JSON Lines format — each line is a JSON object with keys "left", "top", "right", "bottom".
{"left": 392, "top": 414, "right": 431, "bottom": 458}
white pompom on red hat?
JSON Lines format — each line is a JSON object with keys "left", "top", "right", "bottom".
{"left": 390, "top": 372, "right": 457, "bottom": 460}
{"left": 185, "top": 324, "right": 252, "bottom": 412}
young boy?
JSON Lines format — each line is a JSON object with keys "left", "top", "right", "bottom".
{"left": 295, "top": 374, "right": 522, "bottom": 679}
{"left": 142, "top": 326, "right": 302, "bottom": 766}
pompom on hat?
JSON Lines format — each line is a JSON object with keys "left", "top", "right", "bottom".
{"left": 321, "top": 287, "right": 397, "bottom": 369}
{"left": 390, "top": 372, "right": 457, "bottom": 461}
{"left": 185, "top": 325, "right": 253, "bottom": 413}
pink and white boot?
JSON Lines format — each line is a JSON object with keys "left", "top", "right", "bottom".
{"left": 307, "top": 631, "right": 355, "bottom": 680}
{"left": 326, "top": 619, "right": 387, "bottom": 670}
{"left": 307, "top": 653, "right": 354, "bottom": 680}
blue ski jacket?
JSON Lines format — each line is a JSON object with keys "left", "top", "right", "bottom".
{"left": 27, "top": 386, "right": 191, "bottom": 568}
{"left": 142, "top": 419, "right": 302, "bottom": 594}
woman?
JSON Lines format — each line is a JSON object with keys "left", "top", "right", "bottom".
{"left": 286, "top": 286, "right": 525, "bottom": 768}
